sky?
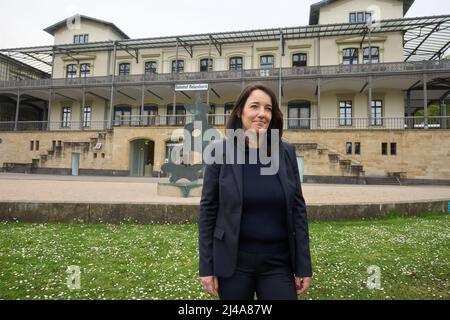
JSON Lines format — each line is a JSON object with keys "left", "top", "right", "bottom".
{"left": 0, "top": 0, "right": 449, "bottom": 48}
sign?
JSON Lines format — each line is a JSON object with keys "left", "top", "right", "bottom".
{"left": 175, "top": 84, "right": 208, "bottom": 91}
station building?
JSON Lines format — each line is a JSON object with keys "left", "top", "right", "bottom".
{"left": 0, "top": 0, "right": 449, "bottom": 183}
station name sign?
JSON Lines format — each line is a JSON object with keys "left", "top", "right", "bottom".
{"left": 175, "top": 84, "right": 209, "bottom": 91}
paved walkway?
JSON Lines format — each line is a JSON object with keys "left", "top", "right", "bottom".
{"left": 1, "top": 173, "right": 449, "bottom": 205}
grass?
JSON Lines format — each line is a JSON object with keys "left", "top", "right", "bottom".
{"left": 0, "top": 214, "right": 449, "bottom": 300}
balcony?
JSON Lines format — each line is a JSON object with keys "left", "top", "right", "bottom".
{"left": 0, "top": 60, "right": 449, "bottom": 90}
{"left": 0, "top": 116, "right": 448, "bottom": 132}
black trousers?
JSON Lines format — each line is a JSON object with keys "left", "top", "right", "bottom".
{"left": 218, "top": 249, "right": 297, "bottom": 300}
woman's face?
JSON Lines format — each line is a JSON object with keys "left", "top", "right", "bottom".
{"left": 240, "top": 89, "right": 273, "bottom": 133}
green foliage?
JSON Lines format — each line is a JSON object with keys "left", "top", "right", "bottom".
{"left": 415, "top": 104, "right": 450, "bottom": 117}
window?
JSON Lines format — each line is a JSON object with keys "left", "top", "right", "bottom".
{"left": 382, "top": 143, "right": 388, "bottom": 155}
{"left": 339, "top": 101, "right": 352, "bottom": 126}
{"left": 119, "top": 63, "right": 130, "bottom": 76}
{"left": 260, "top": 55, "right": 274, "bottom": 69}
{"left": 293, "top": 53, "right": 307, "bottom": 67}
{"left": 371, "top": 100, "right": 383, "bottom": 126}
{"left": 142, "top": 105, "right": 158, "bottom": 126}
{"left": 200, "top": 58, "right": 213, "bottom": 72}
{"left": 172, "top": 60, "right": 184, "bottom": 73}
{"left": 66, "top": 64, "right": 77, "bottom": 78}
{"left": 343, "top": 48, "right": 358, "bottom": 65}
{"left": 355, "top": 142, "right": 361, "bottom": 155}
{"left": 166, "top": 105, "right": 186, "bottom": 126}
{"left": 349, "top": 12, "right": 371, "bottom": 23}
{"left": 94, "top": 153, "right": 97, "bottom": 159}
{"left": 391, "top": 143, "right": 397, "bottom": 156}
{"left": 229, "top": 57, "right": 243, "bottom": 71}
{"left": 207, "top": 104, "right": 216, "bottom": 125}
{"left": 80, "top": 63, "right": 90, "bottom": 77}
{"left": 30, "top": 141, "right": 34, "bottom": 151}
{"left": 364, "top": 47, "right": 380, "bottom": 64}
{"left": 224, "top": 103, "right": 234, "bottom": 124}
{"left": 74, "top": 34, "right": 89, "bottom": 44}
{"left": 114, "top": 106, "right": 131, "bottom": 126}
{"left": 83, "top": 106, "right": 91, "bottom": 128}
{"left": 62, "top": 107, "right": 71, "bottom": 128}
{"left": 145, "top": 61, "right": 157, "bottom": 74}
{"left": 346, "top": 142, "right": 352, "bottom": 155}
{"left": 288, "top": 103, "right": 311, "bottom": 129}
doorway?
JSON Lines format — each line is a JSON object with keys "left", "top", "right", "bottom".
{"left": 130, "top": 139, "right": 155, "bottom": 176}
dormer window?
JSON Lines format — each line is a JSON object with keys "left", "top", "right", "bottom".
{"left": 74, "top": 34, "right": 89, "bottom": 44}
{"left": 349, "top": 12, "right": 372, "bottom": 23}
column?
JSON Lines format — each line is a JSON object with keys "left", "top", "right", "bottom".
{"left": 441, "top": 100, "right": 447, "bottom": 129}
{"left": 14, "top": 88, "right": 20, "bottom": 131}
{"left": 317, "top": 78, "right": 321, "bottom": 129}
{"left": 423, "top": 73, "right": 428, "bottom": 129}
{"left": 81, "top": 86, "right": 86, "bottom": 130}
{"left": 108, "top": 41, "right": 117, "bottom": 129}
{"left": 141, "top": 84, "right": 145, "bottom": 126}
{"left": 47, "top": 88, "right": 52, "bottom": 130}
{"left": 368, "top": 75, "right": 373, "bottom": 128}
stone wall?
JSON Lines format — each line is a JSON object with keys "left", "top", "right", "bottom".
{"left": 1, "top": 128, "right": 449, "bottom": 180}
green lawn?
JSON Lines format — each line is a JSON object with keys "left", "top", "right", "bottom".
{"left": 0, "top": 214, "right": 449, "bottom": 300}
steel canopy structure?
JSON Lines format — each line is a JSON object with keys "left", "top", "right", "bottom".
{"left": 1, "top": 14, "right": 449, "bottom": 76}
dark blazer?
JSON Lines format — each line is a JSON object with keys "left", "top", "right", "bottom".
{"left": 198, "top": 139, "right": 312, "bottom": 278}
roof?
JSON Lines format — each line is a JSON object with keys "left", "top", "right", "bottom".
{"left": 0, "top": 53, "right": 50, "bottom": 78}
{"left": 309, "top": 0, "right": 415, "bottom": 25}
{"left": 44, "top": 14, "right": 130, "bottom": 40}
{"left": 2, "top": 14, "right": 449, "bottom": 74}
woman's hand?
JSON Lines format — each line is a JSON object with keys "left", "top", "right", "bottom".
{"left": 295, "top": 276, "right": 311, "bottom": 295}
{"left": 200, "top": 276, "right": 219, "bottom": 298}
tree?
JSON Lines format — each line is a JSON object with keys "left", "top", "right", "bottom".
{"left": 414, "top": 104, "right": 450, "bottom": 117}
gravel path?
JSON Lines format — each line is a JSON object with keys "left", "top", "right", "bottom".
{"left": 0, "top": 173, "right": 449, "bottom": 205}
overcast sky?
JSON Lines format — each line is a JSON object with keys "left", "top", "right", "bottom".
{"left": 0, "top": 0, "right": 449, "bottom": 48}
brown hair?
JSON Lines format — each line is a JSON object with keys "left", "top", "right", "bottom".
{"left": 225, "top": 83, "right": 284, "bottom": 140}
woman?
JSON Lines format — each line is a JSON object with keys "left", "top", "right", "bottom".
{"left": 198, "top": 83, "right": 312, "bottom": 300}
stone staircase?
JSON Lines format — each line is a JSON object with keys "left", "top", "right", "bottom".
{"left": 293, "top": 142, "right": 403, "bottom": 185}
{"left": 294, "top": 142, "right": 365, "bottom": 178}
{"left": 39, "top": 131, "right": 107, "bottom": 165}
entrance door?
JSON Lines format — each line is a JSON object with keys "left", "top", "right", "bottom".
{"left": 130, "top": 139, "right": 155, "bottom": 176}
{"left": 288, "top": 102, "right": 311, "bottom": 129}
{"left": 71, "top": 153, "right": 80, "bottom": 176}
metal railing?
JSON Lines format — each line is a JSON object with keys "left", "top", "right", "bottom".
{"left": 0, "top": 121, "right": 109, "bottom": 132}
{"left": 1, "top": 116, "right": 448, "bottom": 132}
{"left": 1, "top": 60, "right": 450, "bottom": 89}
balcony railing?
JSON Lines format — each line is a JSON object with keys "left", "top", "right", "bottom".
{"left": 1, "top": 60, "right": 449, "bottom": 89}
{"left": 1, "top": 116, "right": 448, "bottom": 132}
